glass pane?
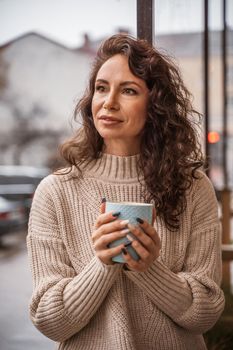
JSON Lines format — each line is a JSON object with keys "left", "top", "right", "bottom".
{"left": 154, "top": 0, "right": 233, "bottom": 190}
{"left": 208, "top": 0, "right": 223, "bottom": 188}
{"left": 154, "top": 0, "right": 204, "bottom": 156}
{"left": 0, "top": 0, "right": 136, "bottom": 167}
{"left": 209, "top": 0, "right": 233, "bottom": 189}
{"left": 154, "top": 0, "right": 204, "bottom": 122}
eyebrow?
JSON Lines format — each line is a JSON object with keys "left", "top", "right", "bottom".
{"left": 95, "top": 79, "right": 143, "bottom": 89}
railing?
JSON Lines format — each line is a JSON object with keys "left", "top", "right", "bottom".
{"left": 222, "top": 244, "right": 233, "bottom": 261}
{"left": 219, "top": 189, "right": 233, "bottom": 291}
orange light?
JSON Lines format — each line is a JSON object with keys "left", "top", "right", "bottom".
{"left": 208, "top": 131, "right": 220, "bottom": 144}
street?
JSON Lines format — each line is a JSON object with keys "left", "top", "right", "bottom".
{"left": 0, "top": 231, "right": 54, "bottom": 350}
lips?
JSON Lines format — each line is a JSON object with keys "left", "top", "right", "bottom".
{"left": 98, "top": 115, "right": 122, "bottom": 122}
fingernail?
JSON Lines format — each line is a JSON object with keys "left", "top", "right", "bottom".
{"left": 136, "top": 217, "right": 144, "bottom": 224}
{"left": 120, "top": 220, "right": 129, "bottom": 227}
{"left": 121, "top": 248, "right": 127, "bottom": 255}
{"left": 121, "top": 228, "right": 130, "bottom": 234}
{"left": 101, "top": 198, "right": 106, "bottom": 203}
{"left": 126, "top": 234, "right": 134, "bottom": 242}
{"left": 112, "top": 211, "right": 120, "bottom": 217}
{"left": 124, "top": 241, "right": 132, "bottom": 247}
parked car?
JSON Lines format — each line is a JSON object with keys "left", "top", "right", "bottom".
{"left": 0, "top": 196, "right": 27, "bottom": 236}
{"left": 0, "top": 165, "right": 50, "bottom": 222}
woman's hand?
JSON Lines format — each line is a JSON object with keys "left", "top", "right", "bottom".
{"left": 122, "top": 214, "right": 161, "bottom": 272}
{"left": 92, "top": 202, "right": 129, "bottom": 265}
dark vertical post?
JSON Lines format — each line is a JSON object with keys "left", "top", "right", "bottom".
{"left": 221, "top": 0, "right": 231, "bottom": 292}
{"left": 137, "top": 0, "right": 154, "bottom": 44}
{"left": 204, "top": 0, "right": 209, "bottom": 176}
{"left": 222, "top": 0, "right": 228, "bottom": 188}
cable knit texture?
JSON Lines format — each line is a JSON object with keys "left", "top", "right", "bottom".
{"left": 27, "top": 153, "right": 225, "bottom": 350}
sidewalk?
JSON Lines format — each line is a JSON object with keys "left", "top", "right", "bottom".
{"left": 0, "top": 232, "right": 54, "bottom": 350}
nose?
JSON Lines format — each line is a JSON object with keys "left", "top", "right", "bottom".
{"left": 103, "top": 91, "right": 119, "bottom": 111}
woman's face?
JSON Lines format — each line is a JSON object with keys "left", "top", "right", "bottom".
{"left": 91, "top": 54, "right": 149, "bottom": 155}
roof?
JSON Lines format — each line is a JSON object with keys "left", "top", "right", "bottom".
{"left": 0, "top": 32, "right": 73, "bottom": 51}
{"left": 0, "top": 29, "right": 232, "bottom": 58}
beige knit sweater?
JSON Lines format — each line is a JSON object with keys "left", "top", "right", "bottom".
{"left": 27, "top": 153, "right": 225, "bottom": 350}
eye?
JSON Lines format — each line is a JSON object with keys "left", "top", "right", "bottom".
{"left": 123, "top": 88, "right": 137, "bottom": 95}
{"left": 95, "top": 85, "right": 106, "bottom": 93}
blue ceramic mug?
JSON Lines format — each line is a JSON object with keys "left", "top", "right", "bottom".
{"left": 105, "top": 202, "right": 153, "bottom": 263}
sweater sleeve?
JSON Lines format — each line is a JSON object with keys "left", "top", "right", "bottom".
{"left": 124, "top": 173, "right": 225, "bottom": 334}
{"left": 27, "top": 176, "right": 121, "bottom": 342}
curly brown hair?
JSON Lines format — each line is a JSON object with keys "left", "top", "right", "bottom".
{"left": 60, "top": 34, "right": 205, "bottom": 230}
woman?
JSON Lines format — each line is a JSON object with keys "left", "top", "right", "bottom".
{"left": 27, "top": 34, "right": 225, "bottom": 350}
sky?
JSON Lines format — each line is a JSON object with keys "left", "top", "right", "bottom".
{"left": 0, "top": 0, "right": 233, "bottom": 48}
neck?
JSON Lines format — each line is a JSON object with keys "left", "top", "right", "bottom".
{"left": 103, "top": 139, "right": 140, "bottom": 156}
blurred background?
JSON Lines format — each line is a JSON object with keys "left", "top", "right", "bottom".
{"left": 0, "top": 0, "right": 232, "bottom": 349}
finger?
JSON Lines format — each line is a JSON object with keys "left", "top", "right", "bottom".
{"left": 94, "top": 211, "right": 121, "bottom": 229}
{"left": 127, "top": 224, "right": 155, "bottom": 251}
{"left": 97, "top": 243, "right": 126, "bottom": 264}
{"left": 121, "top": 248, "right": 148, "bottom": 272}
{"left": 100, "top": 198, "right": 106, "bottom": 214}
{"left": 131, "top": 239, "right": 159, "bottom": 262}
{"left": 94, "top": 228, "right": 130, "bottom": 249}
{"left": 92, "top": 220, "right": 129, "bottom": 242}
{"left": 122, "top": 244, "right": 159, "bottom": 272}
{"left": 134, "top": 219, "right": 161, "bottom": 248}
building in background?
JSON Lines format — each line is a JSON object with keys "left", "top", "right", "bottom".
{"left": 0, "top": 32, "right": 93, "bottom": 168}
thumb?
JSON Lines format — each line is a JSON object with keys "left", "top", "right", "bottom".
{"left": 100, "top": 198, "right": 106, "bottom": 214}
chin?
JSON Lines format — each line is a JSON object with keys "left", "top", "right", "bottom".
{"left": 97, "top": 129, "right": 124, "bottom": 139}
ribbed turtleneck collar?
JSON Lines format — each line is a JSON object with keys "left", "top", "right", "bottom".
{"left": 80, "top": 153, "right": 142, "bottom": 182}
